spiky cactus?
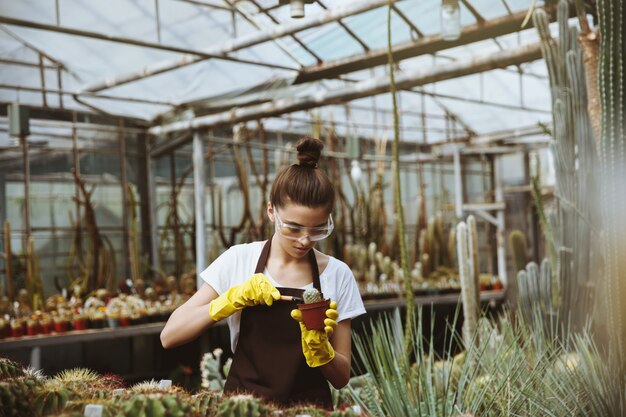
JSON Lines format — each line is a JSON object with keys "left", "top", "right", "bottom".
{"left": 303, "top": 288, "right": 322, "bottom": 304}
{"left": 0, "top": 358, "right": 24, "bottom": 380}
{"left": 517, "top": 259, "right": 555, "bottom": 328}
{"left": 597, "top": 0, "right": 626, "bottom": 367}
{"left": 457, "top": 221, "right": 479, "bottom": 349}
{"left": 192, "top": 390, "right": 222, "bottom": 416}
{"left": 280, "top": 404, "right": 326, "bottom": 417}
{"left": 35, "top": 385, "right": 72, "bottom": 415}
{"left": 214, "top": 394, "right": 269, "bottom": 417}
{"left": 509, "top": 230, "right": 528, "bottom": 273}
{"left": 0, "top": 376, "right": 41, "bottom": 417}
{"left": 533, "top": 1, "right": 598, "bottom": 333}
{"left": 114, "top": 393, "right": 197, "bottom": 417}
{"left": 129, "top": 380, "right": 187, "bottom": 397}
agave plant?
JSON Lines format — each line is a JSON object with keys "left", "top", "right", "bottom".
{"left": 349, "top": 305, "right": 625, "bottom": 417}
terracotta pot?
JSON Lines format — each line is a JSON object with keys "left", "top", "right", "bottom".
{"left": 11, "top": 326, "right": 23, "bottom": 338}
{"left": 119, "top": 317, "right": 131, "bottom": 327}
{"left": 72, "top": 319, "right": 88, "bottom": 331}
{"left": 40, "top": 322, "right": 52, "bottom": 334}
{"left": 297, "top": 299, "right": 331, "bottom": 331}
{"left": 53, "top": 321, "right": 68, "bottom": 333}
{"left": 26, "top": 323, "right": 40, "bottom": 336}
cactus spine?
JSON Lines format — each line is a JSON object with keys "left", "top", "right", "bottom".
{"left": 303, "top": 288, "right": 322, "bottom": 304}
{"left": 597, "top": 0, "right": 626, "bottom": 366}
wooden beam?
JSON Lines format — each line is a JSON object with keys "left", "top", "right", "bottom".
{"left": 294, "top": 8, "right": 552, "bottom": 84}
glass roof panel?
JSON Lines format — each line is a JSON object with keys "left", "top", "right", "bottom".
{"left": 0, "top": 0, "right": 554, "bottom": 141}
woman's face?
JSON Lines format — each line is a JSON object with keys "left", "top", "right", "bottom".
{"left": 268, "top": 202, "right": 332, "bottom": 259}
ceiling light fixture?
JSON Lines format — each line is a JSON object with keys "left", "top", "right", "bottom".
{"left": 441, "top": 0, "right": 461, "bottom": 41}
{"left": 279, "top": 0, "right": 314, "bottom": 18}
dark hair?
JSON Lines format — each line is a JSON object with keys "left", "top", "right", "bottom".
{"left": 269, "top": 136, "right": 335, "bottom": 211}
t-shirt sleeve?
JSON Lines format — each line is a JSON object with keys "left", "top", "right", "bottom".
{"left": 335, "top": 263, "right": 366, "bottom": 322}
{"left": 199, "top": 247, "right": 235, "bottom": 295}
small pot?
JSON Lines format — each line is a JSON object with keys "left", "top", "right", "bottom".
{"left": 26, "top": 322, "right": 40, "bottom": 336}
{"left": 297, "top": 299, "right": 331, "bottom": 331}
{"left": 53, "top": 321, "right": 68, "bottom": 333}
{"left": 40, "top": 322, "right": 52, "bottom": 335}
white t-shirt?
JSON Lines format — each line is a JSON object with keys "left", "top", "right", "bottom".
{"left": 200, "top": 241, "right": 366, "bottom": 353}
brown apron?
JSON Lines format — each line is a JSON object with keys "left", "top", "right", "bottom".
{"left": 223, "top": 238, "right": 332, "bottom": 409}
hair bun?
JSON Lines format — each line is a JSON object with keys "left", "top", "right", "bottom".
{"left": 296, "top": 136, "right": 323, "bottom": 167}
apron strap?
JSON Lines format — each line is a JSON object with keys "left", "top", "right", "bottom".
{"left": 255, "top": 238, "right": 322, "bottom": 294}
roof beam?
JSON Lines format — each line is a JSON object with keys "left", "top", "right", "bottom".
{"left": 79, "top": 0, "right": 398, "bottom": 92}
{"left": 149, "top": 41, "right": 543, "bottom": 151}
{"left": 0, "top": 15, "right": 298, "bottom": 71}
{"left": 294, "top": 8, "right": 550, "bottom": 84}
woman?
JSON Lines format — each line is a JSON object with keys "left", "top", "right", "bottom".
{"left": 160, "top": 136, "right": 366, "bottom": 409}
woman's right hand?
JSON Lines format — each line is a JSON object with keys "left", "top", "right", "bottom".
{"left": 208, "top": 273, "right": 280, "bottom": 321}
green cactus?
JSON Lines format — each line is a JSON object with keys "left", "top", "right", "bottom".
{"left": 192, "top": 390, "right": 222, "bottom": 416}
{"left": 540, "top": 258, "right": 553, "bottom": 314}
{"left": 48, "top": 368, "right": 122, "bottom": 400}
{"left": 467, "top": 215, "right": 481, "bottom": 317}
{"left": 447, "top": 228, "right": 457, "bottom": 268}
{"left": 508, "top": 230, "right": 528, "bottom": 273}
{"left": 457, "top": 221, "right": 479, "bottom": 349}
{"left": 597, "top": 0, "right": 626, "bottom": 365}
{"left": 517, "top": 260, "right": 555, "bottom": 328}
{"left": 0, "top": 376, "right": 42, "bottom": 417}
{"left": 214, "top": 394, "right": 269, "bottom": 417}
{"left": 114, "top": 393, "right": 198, "bottom": 417}
{"left": 35, "top": 385, "right": 72, "bottom": 415}
{"left": 131, "top": 380, "right": 187, "bottom": 395}
{"left": 533, "top": 0, "right": 598, "bottom": 334}
{"left": 0, "top": 358, "right": 24, "bottom": 381}
{"left": 280, "top": 404, "right": 326, "bottom": 417}
{"left": 303, "top": 288, "right": 322, "bottom": 304}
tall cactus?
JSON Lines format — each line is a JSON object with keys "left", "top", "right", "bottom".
{"left": 533, "top": 2, "right": 598, "bottom": 332}
{"left": 517, "top": 259, "right": 555, "bottom": 329}
{"left": 597, "top": 0, "right": 626, "bottom": 367}
{"left": 457, "top": 220, "right": 479, "bottom": 349}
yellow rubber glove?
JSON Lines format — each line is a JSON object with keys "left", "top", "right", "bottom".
{"left": 290, "top": 301, "right": 339, "bottom": 368}
{"left": 209, "top": 273, "right": 280, "bottom": 321}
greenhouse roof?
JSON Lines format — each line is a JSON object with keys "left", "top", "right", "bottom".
{"left": 0, "top": 0, "right": 557, "bottom": 146}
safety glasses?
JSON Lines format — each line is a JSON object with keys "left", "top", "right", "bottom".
{"left": 274, "top": 211, "right": 334, "bottom": 242}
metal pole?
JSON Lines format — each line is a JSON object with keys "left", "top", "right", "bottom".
{"left": 118, "top": 120, "right": 130, "bottom": 279}
{"left": 150, "top": 42, "right": 543, "bottom": 139}
{"left": 453, "top": 146, "right": 464, "bottom": 219}
{"left": 146, "top": 139, "right": 160, "bottom": 275}
{"left": 0, "top": 170, "right": 5, "bottom": 296}
{"left": 71, "top": 112, "right": 81, "bottom": 263}
{"left": 494, "top": 155, "right": 507, "bottom": 287}
{"left": 192, "top": 132, "right": 207, "bottom": 289}
{"left": 38, "top": 55, "right": 48, "bottom": 108}
{"left": 21, "top": 135, "right": 31, "bottom": 252}
{"left": 154, "top": 0, "right": 162, "bottom": 44}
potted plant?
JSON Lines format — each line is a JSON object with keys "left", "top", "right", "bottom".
{"left": 297, "top": 288, "right": 331, "bottom": 330}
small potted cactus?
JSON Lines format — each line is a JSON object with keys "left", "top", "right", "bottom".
{"left": 26, "top": 317, "right": 40, "bottom": 336}
{"left": 40, "top": 315, "right": 52, "bottom": 334}
{"left": 297, "top": 288, "right": 331, "bottom": 331}
{"left": 10, "top": 318, "right": 24, "bottom": 338}
{"left": 53, "top": 315, "right": 69, "bottom": 333}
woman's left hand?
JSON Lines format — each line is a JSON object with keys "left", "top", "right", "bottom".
{"left": 290, "top": 301, "right": 339, "bottom": 368}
